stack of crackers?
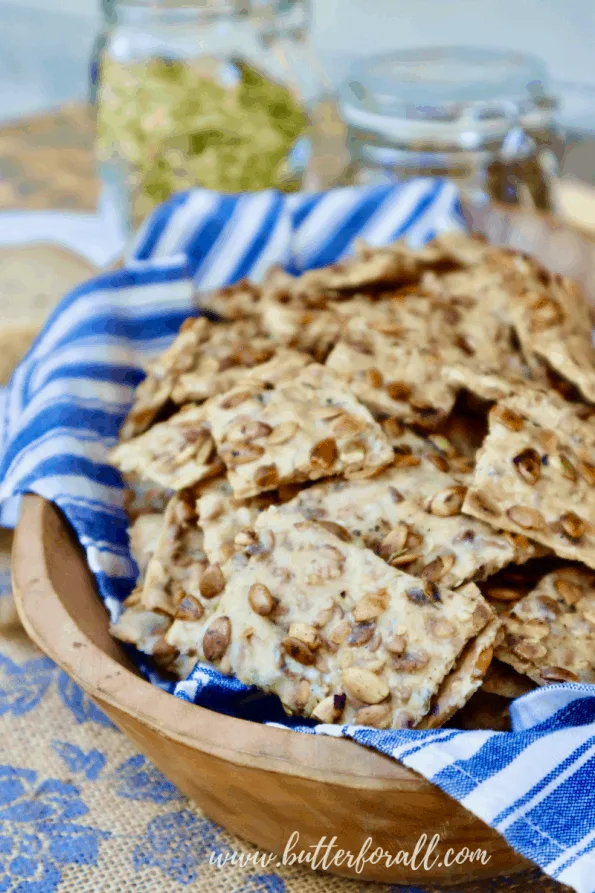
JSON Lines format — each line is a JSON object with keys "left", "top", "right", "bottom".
{"left": 109, "top": 232, "right": 595, "bottom": 731}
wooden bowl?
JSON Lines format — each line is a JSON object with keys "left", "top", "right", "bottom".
{"left": 13, "top": 210, "right": 595, "bottom": 885}
{"left": 12, "top": 495, "right": 530, "bottom": 885}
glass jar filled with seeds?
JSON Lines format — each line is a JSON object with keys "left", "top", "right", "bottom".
{"left": 96, "top": 0, "right": 327, "bottom": 234}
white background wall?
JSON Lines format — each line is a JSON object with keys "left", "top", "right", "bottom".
{"left": 0, "top": 0, "right": 594, "bottom": 122}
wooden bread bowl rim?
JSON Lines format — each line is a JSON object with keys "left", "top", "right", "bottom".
{"left": 13, "top": 492, "right": 442, "bottom": 793}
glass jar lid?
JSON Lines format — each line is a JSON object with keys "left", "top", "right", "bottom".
{"left": 340, "top": 47, "right": 556, "bottom": 149}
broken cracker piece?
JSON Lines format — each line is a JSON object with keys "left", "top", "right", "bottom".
{"left": 191, "top": 507, "right": 493, "bottom": 728}
{"left": 508, "top": 270, "right": 595, "bottom": 405}
{"left": 464, "top": 397, "right": 595, "bottom": 568}
{"left": 111, "top": 404, "right": 223, "bottom": 491}
{"left": 129, "top": 512, "right": 163, "bottom": 579}
{"left": 283, "top": 448, "right": 542, "bottom": 589}
{"left": 204, "top": 362, "right": 394, "bottom": 499}
{"left": 291, "top": 238, "right": 452, "bottom": 297}
{"left": 119, "top": 317, "right": 273, "bottom": 439}
{"left": 326, "top": 320, "right": 456, "bottom": 429}
{"left": 141, "top": 492, "right": 209, "bottom": 616}
{"left": 496, "top": 565, "right": 595, "bottom": 685}
{"left": 418, "top": 615, "right": 502, "bottom": 729}
{"left": 195, "top": 476, "right": 281, "bottom": 570}
{"left": 195, "top": 278, "right": 261, "bottom": 320}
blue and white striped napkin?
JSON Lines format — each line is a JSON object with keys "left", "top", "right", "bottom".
{"left": 1, "top": 180, "right": 594, "bottom": 893}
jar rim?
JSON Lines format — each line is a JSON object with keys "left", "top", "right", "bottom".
{"left": 340, "top": 46, "right": 556, "bottom": 146}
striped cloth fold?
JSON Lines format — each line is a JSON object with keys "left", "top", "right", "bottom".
{"left": 1, "top": 180, "right": 593, "bottom": 892}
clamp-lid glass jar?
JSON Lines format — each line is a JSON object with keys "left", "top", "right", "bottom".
{"left": 339, "top": 46, "right": 561, "bottom": 212}
{"left": 96, "top": 0, "right": 325, "bottom": 233}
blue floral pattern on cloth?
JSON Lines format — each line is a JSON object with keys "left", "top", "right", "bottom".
{"left": 113, "top": 756, "right": 182, "bottom": 804}
{"left": 0, "top": 655, "right": 115, "bottom": 730}
{"left": 0, "top": 766, "right": 110, "bottom": 893}
{"left": 132, "top": 811, "right": 230, "bottom": 885}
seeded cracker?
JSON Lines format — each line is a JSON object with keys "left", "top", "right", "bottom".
{"left": 129, "top": 512, "right": 163, "bottom": 579}
{"left": 418, "top": 616, "right": 503, "bottom": 728}
{"left": 496, "top": 566, "right": 595, "bottom": 685}
{"left": 258, "top": 303, "right": 348, "bottom": 362}
{"left": 111, "top": 404, "right": 223, "bottom": 490}
{"left": 110, "top": 511, "right": 172, "bottom": 662}
{"left": 283, "top": 456, "right": 543, "bottom": 590}
{"left": 195, "top": 278, "right": 261, "bottom": 321}
{"left": 289, "top": 239, "right": 450, "bottom": 297}
{"left": 507, "top": 269, "right": 595, "bottom": 404}
{"left": 138, "top": 492, "right": 209, "bottom": 616}
{"left": 191, "top": 508, "right": 493, "bottom": 728}
{"left": 326, "top": 320, "right": 457, "bottom": 429}
{"left": 173, "top": 346, "right": 310, "bottom": 405}
{"left": 120, "top": 317, "right": 273, "bottom": 439}
{"left": 195, "top": 476, "right": 284, "bottom": 570}
{"left": 204, "top": 362, "right": 394, "bottom": 499}
{"left": 463, "top": 397, "right": 595, "bottom": 568}
{"left": 110, "top": 603, "right": 174, "bottom": 666}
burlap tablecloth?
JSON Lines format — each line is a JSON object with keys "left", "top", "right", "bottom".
{"left": 0, "top": 532, "right": 571, "bottom": 893}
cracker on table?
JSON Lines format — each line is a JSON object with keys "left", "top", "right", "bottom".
{"left": 204, "top": 362, "right": 394, "bottom": 499}
{"left": 482, "top": 659, "right": 536, "bottom": 699}
{"left": 111, "top": 404, "right": 223, "bottom": 491}
{"left": 326, "top": 321, "right": 457, "bottom": 430}
{"left": 418, "top": 615, "right": 503, "bottom": 729}
{"left": 195, "top": 278, "right": 261, "bottom": 321}
{"left": 496, "top": 565, "right": 595, "bottom": 685}
{"left": 463, "top": 397, "right": 595, "bottom": 568}
{"left": 119, "top": 317, "right": 273, "bottom": 439}
{"left": 182, "top": 507, "right": 492, "bottom": 729}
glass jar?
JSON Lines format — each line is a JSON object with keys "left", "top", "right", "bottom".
{"left": 338, "top": 47, "right": 563, "bottom": 212}
{"left": 96, "top": 0, "right": 327, "bottom": 234}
